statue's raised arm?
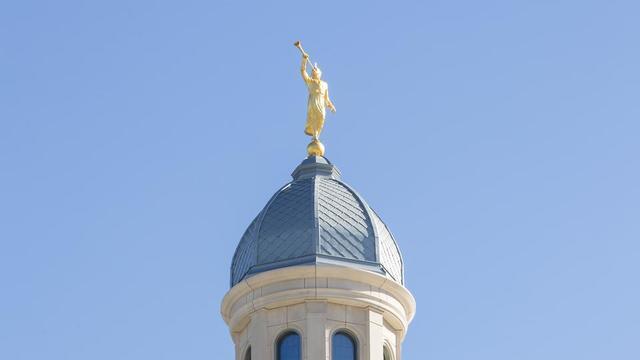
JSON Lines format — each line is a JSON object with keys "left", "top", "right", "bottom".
{"left": 300, "top": 53, "right": 311, "bottom": 83}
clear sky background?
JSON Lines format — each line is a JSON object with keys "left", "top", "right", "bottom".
{"left": 1, "top": 1, "right": 639, "bottom": 359}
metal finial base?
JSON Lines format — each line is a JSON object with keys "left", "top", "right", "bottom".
{"left": 307, "top": 139, "right": 325, "bottom": 157}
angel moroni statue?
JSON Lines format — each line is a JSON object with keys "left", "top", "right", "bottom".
{"left": 295, "top": 41, "right": 336, "bottom": 156}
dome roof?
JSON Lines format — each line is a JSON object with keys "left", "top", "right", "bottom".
{"left": 230, "top": 156, "right": 404, "bottom": 287}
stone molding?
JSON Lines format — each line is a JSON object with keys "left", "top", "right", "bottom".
{"left": 221, "top": 264, "right": 416, "bottom": 342}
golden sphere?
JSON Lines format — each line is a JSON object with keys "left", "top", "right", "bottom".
{"left": 307, "top": 139, "right": 325, "bottom": 157}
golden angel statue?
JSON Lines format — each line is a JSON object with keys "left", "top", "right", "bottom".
{"left": 295, "top": 41, "right": 336, "bottom": 156}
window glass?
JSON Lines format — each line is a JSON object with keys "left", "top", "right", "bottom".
{"left": 277, "top": 332, "right": 301, "bottom": 360}
{"left": 332, "top": 332, "right": 356, "bottom": 360}
{"left": 383, "top": 346, "right": 392, "bottom": 360}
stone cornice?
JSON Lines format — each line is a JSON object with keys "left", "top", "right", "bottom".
{"left": 220, "top": 264, "right": 416, "bottom": 340}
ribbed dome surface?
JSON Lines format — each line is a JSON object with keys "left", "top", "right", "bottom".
{"left": 230, "top": 156, "right": 403, "bottom": 287}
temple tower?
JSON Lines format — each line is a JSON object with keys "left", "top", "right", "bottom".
{"left": 221, "top": 156, "right": 416, "bottom": 360}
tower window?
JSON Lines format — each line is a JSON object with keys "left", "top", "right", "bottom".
{"left": 332, "top": 331, "right": 357, "bottom": 360}
{"left": 277, "top": 331, "right": 301, "bottom": 360}
{"left": 244, "top": 346, "right": 251, "bottom": 360}
{"left": 383, "top": 346, "right": 392, "bottom": 360}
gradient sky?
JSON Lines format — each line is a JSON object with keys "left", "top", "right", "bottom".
{"left": 1, "top": 1, "right": 639, "bottom": 359}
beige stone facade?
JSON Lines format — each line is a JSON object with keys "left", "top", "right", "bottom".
{"left": 221, "top": 264, "right": 415, "bottom": 360}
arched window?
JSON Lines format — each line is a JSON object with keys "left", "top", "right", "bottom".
{"left": 332, "top": 331, "right": 357, "bottom": 360}
{"left": 277, "top": 331, "right": 301, "bottom": 360}
{"left": 383, "top": 346, "right": 392, "bottom": 360}
{"left": 244, "top": 346, "right": 251, "bottom": 360}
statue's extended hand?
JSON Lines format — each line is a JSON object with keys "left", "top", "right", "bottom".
{"left": 330, "top": 105, "right": 336, "bottom": 113}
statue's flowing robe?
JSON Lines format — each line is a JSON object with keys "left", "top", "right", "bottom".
{"left": 304, "top": 79, "right": 328, "bottom": 137}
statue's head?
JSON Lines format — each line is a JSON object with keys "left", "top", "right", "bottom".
{"left": 312, "top": 63, "right": 322, "bottom": 80}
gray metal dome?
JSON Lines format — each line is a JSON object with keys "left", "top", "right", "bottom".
{"left": 230, "top": 156, "right": 404, "bottom": 287}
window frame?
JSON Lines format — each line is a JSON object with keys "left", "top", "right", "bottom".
{"left": 275, "top": 330, "right": 302, "bottom": 360}
{"left": 383, "top": 344, "right": 394, "bottom": 360}
{"left": 331, "top": 329, "right": 358, "bottom": 360}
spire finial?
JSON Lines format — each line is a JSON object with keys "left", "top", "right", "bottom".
{"left": 294, "top": 41, "right": 337, "bottom": 157}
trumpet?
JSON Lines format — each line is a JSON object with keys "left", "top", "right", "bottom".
{"left": 294, "top": 41, "right": 316, "bottom": 69}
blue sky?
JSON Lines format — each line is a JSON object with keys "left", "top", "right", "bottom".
{"left": 1, "top": 0, "right": 639, "bottom": 359}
